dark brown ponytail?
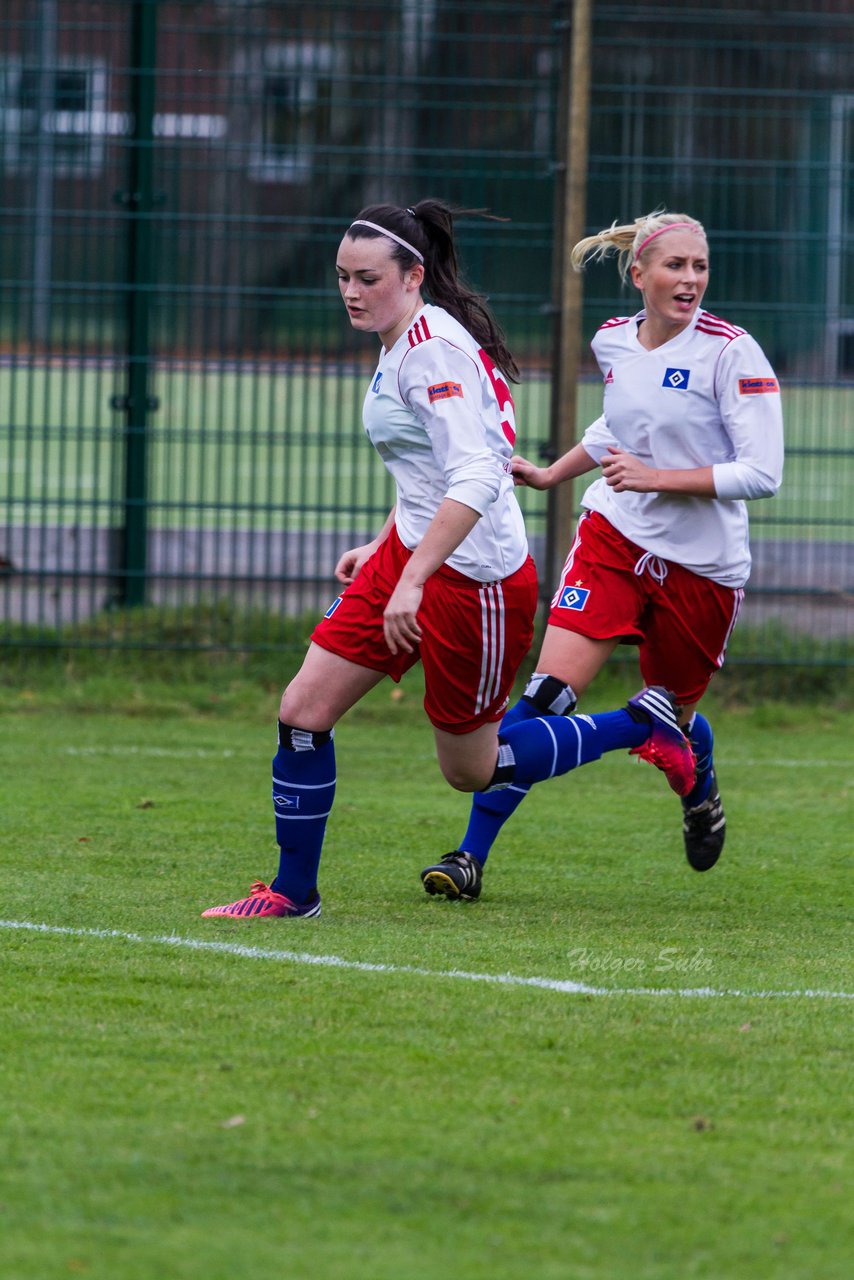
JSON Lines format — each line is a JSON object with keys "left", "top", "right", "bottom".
{"left": 346, "top": 199, "right": 520, "bottom": 383}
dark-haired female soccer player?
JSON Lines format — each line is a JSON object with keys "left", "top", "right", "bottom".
{"left": 420, "top": 210, "right": 783, "bottom": 903}
{"left": 202, "top": 201, "right": 694, "bottom": 919}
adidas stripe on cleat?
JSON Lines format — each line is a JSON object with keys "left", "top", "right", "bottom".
{"left": 420, "top": 851, "right": 483, "bottom": 901}
{"left": 626, "top": 686, "right": 696, "bottom": 797}
{"left": 201, "top": 880, "right": 321, "bottom": 919}
{"left": 682, "top": 774, "right": 726, "bottom": 871}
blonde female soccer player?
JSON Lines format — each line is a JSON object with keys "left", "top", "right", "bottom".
{"left": 421, "top": 210, "right": 783, "bottom": 901}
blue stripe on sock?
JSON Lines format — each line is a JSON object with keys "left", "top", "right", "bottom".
{"left": 501, "top": 708, "right": 647, "bottom": 787}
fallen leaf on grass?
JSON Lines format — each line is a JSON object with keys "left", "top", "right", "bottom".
{"left": 692, "top": 1115, "right": 714, "bottom": 1131}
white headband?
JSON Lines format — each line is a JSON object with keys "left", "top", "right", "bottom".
{"left": 348, "top": 219, "right": 424, "bottom": 263}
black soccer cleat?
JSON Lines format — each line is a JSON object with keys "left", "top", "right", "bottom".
{"left": 420, "top": 851, "right": 483, "bottom": 901}
{"left": 682, "top": 772, "right": 726, "bottom": 871}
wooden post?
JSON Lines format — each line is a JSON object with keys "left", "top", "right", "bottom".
{"left": 546, "top": 0, "right": 592, "bottom": 595}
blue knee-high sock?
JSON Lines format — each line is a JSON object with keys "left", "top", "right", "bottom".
{"left": 684, "top": 712, "right": 714, "bottom": 807}
{"left": 270, "top": 726, "right": 336, "bottom": 904}
{"left": 459, "top": 697, "right": 539, "bottom": 866}
{"left": 499, "top": 709, "right": 648, "bottom": 787}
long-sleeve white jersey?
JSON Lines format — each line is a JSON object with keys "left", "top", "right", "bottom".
{"left": 578, "top": 308, "right": 784, "bottom": 587}
{"left": 361, "top": 303, "right": 529, "bottom": 583}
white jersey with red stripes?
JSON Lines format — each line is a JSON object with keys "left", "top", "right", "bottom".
{"left": 579, "top": 307, "right": 784, "bottom": 587}
{"left": 362, "top": 303, "right": 529, "bottom": 583}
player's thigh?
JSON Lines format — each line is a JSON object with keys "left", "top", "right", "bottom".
{"left": 536, "top": 627, "right": 619, "bottom": 694}
{"left": 279, "top": 642, "right": 386, "bottom": 730}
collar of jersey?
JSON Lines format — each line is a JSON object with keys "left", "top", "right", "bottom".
{"left": 383, "top": 304, "right": 432, "bottom": 356}
{"left": 628, "top": 307, "right": 701, "bottom": 354}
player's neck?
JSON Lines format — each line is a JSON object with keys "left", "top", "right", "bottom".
{"left": 636, "top": 313, "right": 693, "bottom": 351}
{"left": 380, "top": 298, "right": 426, "bottom": 351}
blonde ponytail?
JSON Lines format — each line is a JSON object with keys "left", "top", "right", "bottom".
{"left": 571, "top": 210, "right": 706, "bottom": 282}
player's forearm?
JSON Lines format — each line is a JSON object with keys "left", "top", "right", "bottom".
{"left": 551, "top": 442, "right": 601, "bottom": 485}
{"left": 397, "top": 498, "right": 481, "bottom": 588}
{"left": 602, "top": 447, "right": 720, "bottom": 497}
{"left": 653, "top": 465, "right": 717, "bottom": 497}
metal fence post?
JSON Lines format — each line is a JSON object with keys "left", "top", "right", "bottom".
{"left": 116, "top": 0, "right": 159, "bottom": 607}
{"left": 31, "top": 0, "right": 58, "bottom": 346}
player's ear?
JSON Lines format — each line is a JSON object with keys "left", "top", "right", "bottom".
{"left": 405, "top": 263, "right": 425, "bottom": 290}
{"left": 630, "top": 262, "right": 644, "bottom": 291}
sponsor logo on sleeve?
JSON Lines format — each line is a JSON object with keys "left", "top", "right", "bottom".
{"left": 738, "top": 377, "right": 779, "bottom": 395}
{"left": 427, "top": 380, "right": 464, "bottom": 403}
{"left": 556, "top": 585, "right": 590, "bottom": 611}
{"left": 371, "top": 371, "right": 383, "bottom": 393}
{"left": 604, "top": 367, "right": 614, "bottom": 384}
{"left": 662, "top": 367, "right": 690, "bottom": 389}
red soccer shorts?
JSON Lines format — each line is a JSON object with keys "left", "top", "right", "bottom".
{"left": 312, "top": 526, "right": 538, "bottom": 734}
{"left": 548, "top": 511, "right": 743, "bottom": 705}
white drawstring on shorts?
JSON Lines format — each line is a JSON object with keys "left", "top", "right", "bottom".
{"left": 634, "top": 551, "right": 669, "bottom": 584}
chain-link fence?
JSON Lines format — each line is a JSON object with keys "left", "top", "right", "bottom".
{"left": 1, "top": 0, "right": 852, "bottom": 671}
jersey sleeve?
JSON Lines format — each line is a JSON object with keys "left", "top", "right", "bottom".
{"left": 581, "top": 414, "right": 619, "bottom": 463}
{"left": 399, "top": 339, "right": 505, "bottom": 514}
{"left": 712, "top": 334, "right": 784, "bottom": 501}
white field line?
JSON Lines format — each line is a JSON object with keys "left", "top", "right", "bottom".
{"left": 62, "top": 745, "right": 239, "bottom": 759}
{"left": 2, "top": 919, "right": 852, "bottom": 1001}
{"left": 58, "top": 744, "right": 849, "bottom": 769}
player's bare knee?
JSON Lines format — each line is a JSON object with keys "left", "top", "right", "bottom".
{"left": 279, "top": 683, "right": 334, "bottom": 732}
{"left": 439, "top": 760, "right": 490, "bottom": 793}
{"left": 278, "top": 687, "right": 304, "bottom": 723}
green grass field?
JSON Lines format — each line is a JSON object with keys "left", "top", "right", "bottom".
{"left": 1, "top": 363, "right": 852, "bottom": 538}
{"left": 2, "top": 667, "right": 852, "bottom": 1279}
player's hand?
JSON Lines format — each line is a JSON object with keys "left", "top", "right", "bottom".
{"left": 383, "top": 580, "right": 424, "bottom": 655}
{"left": 601, "top": 447, "right": 659, "bottom": 492}
{"left": 335, "top": 542, "right": 377, "bottom": 585}
{"left": 511, "top": 455, "right": 553, "bottom": 490}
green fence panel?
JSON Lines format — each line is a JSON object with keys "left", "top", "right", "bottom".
{"left": 0, "top": 0, "right": 558, "bottom": 654}
{"left": 1, "top": 0, "right": 851, "bottom": 672}
{"left": 583, "top": 1, "right": 854, "bottom": 670}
